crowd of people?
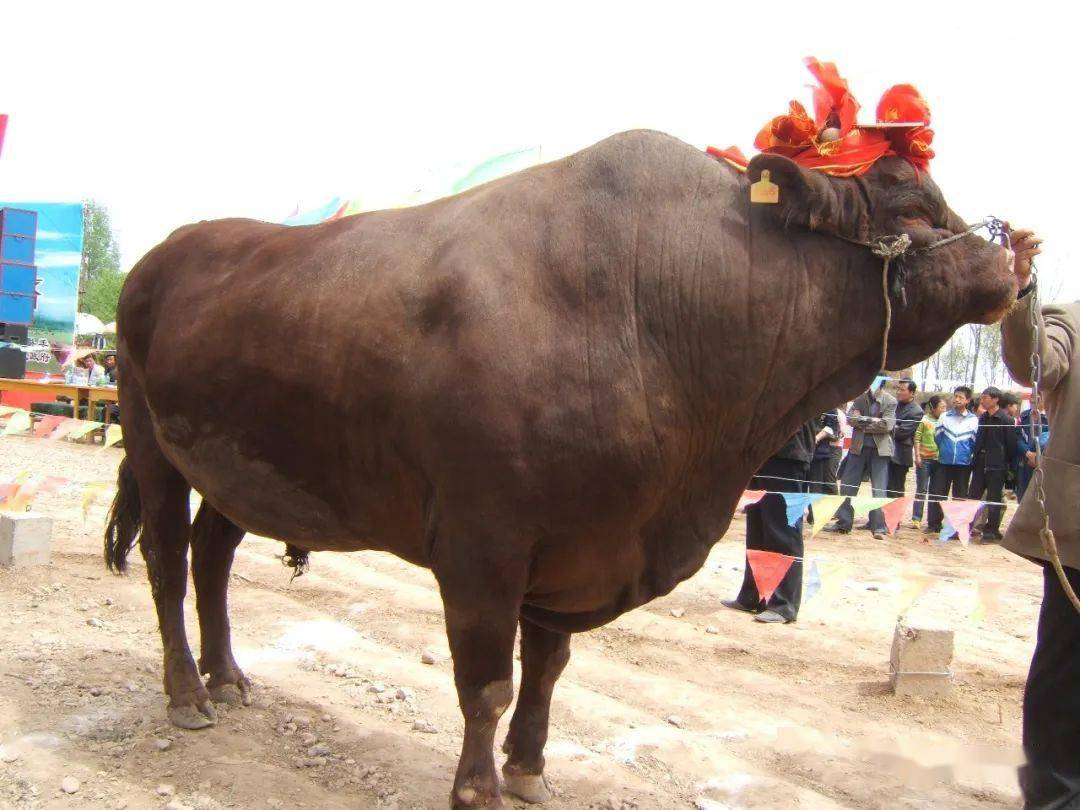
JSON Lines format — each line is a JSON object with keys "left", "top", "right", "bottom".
{"left": 723, "top": 379, "right": 1051, "bottom": 625}
{"left": 61, "top": 350, "right": 118, "bottom": 387}
{"left": 818, "top": 380, "right": 1048, "bottom": 543}
{"left": 55, "top": 350, "right": 119, "bottom": 421}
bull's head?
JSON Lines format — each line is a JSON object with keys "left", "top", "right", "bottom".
{"left": 745, "top": 153, "right": 1017, "bottom": 368}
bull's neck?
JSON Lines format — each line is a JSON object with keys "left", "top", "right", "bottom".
{"left": 643, "top": 193, "right": 888, "bottom": 472}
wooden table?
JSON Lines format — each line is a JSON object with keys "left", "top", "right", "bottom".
{"left": 0, "top": 377, "right": 82, "bottom": 409}
{"left": 86, "top": 385, "right": 120, "bottom": 425}
{"left": 0, "top": 378, "right": 120, "bottom": 425}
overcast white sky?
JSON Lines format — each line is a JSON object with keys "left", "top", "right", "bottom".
{"left": 2, "top": 1, "right": 1076, "bottom": 301}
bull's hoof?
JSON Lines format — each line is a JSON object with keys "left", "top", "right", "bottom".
{"left": 168, "top": 701, "right": 216, "bottom": 730}
{"left": 502, "top": 770, "right": 551, "bottom": 804}
{"left": 208, "top": 680, "right": 251, "bottom": 707}
{"left": 451, "top": 785, "right": 505, "bottom": 809}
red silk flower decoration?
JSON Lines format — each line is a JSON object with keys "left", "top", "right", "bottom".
{"left": 805, "top": 58, "right": 859, "bottom": 135}
{"left": 706, "top": 60, "right": 936, "bottom": 176}
{"left": 877, "top": 84, "right": 934, "bottom": 171}
{"left": 753, "top": 100, "right": 818, "bottom": 157}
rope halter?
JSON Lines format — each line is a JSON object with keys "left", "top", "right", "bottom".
{"left": 839, "top": 217, "right": 1006, "bottom": 371}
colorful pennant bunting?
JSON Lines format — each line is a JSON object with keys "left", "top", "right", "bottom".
{"left": 939, "top": 500, "right": 984, "bottom": 546}
{"left": 880, "top": 496, "right": 914, "bottom": 536}
{"left": 848, "top": 496, "right": 893, "bottom": 515}
{"left": 810, "top": 495, "right": 847, "bottom": 536}
{"left": 2, "top": 409, "right": 32, "bottom": 436}
{"left": 746, "top": 549, "right": 796, "bottom": 603}
{"left": 33, "top": 415, "right": 66, "bottom": 439}
{"left": 782, "top": 492, "right": 824, "bottom": 527}
{"left": 103, "top": 424, "right": 123, "bottom": 449}
{"left": 66, "top": 421, "right": 103, "bottom": 441}
{"left": 82, "top": 482, "right": 112, "bottom": 521}
{"left": 970, "top": 580, "right": 1006, "bottom": 624}
{"left": 738, "top": 490, "right": 767, "bottom": 510}
{"left": 46, "top": 419, "right": 79, "bottom": 441}
{"left": 37, "top": 476, "right": 70, "bottom": 493}
{"left": 804, "top": 559, "right": 822, "bottom": 601}
{"left": 894, "top": 572, "right": 936, "bottom": 616}
{"left": 818, "top": 560, "right": 854, "bottom": 603}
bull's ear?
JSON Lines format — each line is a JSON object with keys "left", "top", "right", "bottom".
{"left": 746, "top": 153, "right": 860, "bottom": 238}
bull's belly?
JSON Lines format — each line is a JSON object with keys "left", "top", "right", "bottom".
{"left": 155, "top": 428, "right": 409, "bottom": 555}
{"left": 521, "top": 525, "right": 717, "bottom": 632}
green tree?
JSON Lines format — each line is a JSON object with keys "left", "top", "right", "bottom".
{"left": 79, "top": 199, "right": 124, "bottom": 323}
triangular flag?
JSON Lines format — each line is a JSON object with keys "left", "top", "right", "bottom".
{"left": 738, "top": 489, "right": 767, "bottom": 510}
{"left": 8, "top": 479, "right": 40, "bottom": 510}
{"left": 66, "top": 421, "right": 103, "bottom": 441}
{"left": 940, "top": 500, "right": 984, "bottom": 546}
{"left": 37, "top": 476, "right": 69, "bottom": 493}
{"left": 822, "top": 561, "right": 853, "bottom": 599}
{"left": 970, "top": 580, "right": 1005, "bottom": 624}
{"left": 804, "top": 559, "right": 823, "bottom": 601}
{"left": 811, "top": 495, "right": 847, "bottom": 536}
{"left": 103, "top": 424, "right": 123, "bottom": 449}
{"left": 82, "top": 482, "right": 111, "bottom": 521}
{"left": 746, "top": 549, "right": 796, "bottom": 603}
{"left": 33, "top": 414, "right": 66, "bottom": 438}
{"left": 2, "top": 409, "right": 32, "bottom": 436}
{"left": 47, "top": 419, "right": 79, "bottom": 441}
{"left": 880, "top": 497, "right": 913, "bottom": 536}
{"left": 894, "top": 572, "right": 936, "bottom": 616}
{"left": 849, "top": 496, "right": 892, "bottom": 516}
{"left": 781, "top": 492, "right": 824, "bottom": 527}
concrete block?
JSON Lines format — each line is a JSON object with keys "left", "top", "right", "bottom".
{"left": 890, "top": 619, "right": 953, "bottom": 698}
{"left": 0, "top": 512, "right": 54, "bottom": 567}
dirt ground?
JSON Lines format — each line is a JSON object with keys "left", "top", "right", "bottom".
{"left": 0, "top": 436, "right": 1042, "bottom": 809}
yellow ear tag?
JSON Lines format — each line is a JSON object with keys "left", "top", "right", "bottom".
{"left": 750, "top": 169, "right": 779, "bottom": 204}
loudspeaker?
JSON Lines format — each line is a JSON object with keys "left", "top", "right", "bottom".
{"left": 0, "top": 346, "right": 26, "bottom": 378}
{"left": 0, "top": 322, "right": 29, "bottom": 341}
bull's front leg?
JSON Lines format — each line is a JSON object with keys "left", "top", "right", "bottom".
{"left": 501, "top": 618, "right": 571, "bottom": 803}
{"left": 434, "top": 539, "right": 527, "bottom": 810}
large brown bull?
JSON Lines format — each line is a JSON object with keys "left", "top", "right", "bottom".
{"left": 104, "top": 130, "right": 1015, "bottom": 808}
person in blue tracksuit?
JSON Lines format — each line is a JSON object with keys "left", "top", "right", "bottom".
{"left": 926, "top": 385, "right": 979, "bottom": 533}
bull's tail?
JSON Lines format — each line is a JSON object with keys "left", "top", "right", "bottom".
{"left": 104, "top": 457, "right": 142, "bottom": 573}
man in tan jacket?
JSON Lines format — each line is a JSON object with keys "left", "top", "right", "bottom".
{"left": 1000, "top": 227, "right": 1080, "bottom": 809}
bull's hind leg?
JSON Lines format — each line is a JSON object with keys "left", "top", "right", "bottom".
{"left": 191, "top": 503, "right": 251, "bottom": 706}
{"left": 132, "top": 459, "right": 211, "bottom": 728}
{"left": 434, "top": 539, "right": 527, "bottom": 810}
{"left": 120, "top": 385, "right": 213, "bottom": 729}
{"left": 501, "top": 619, "right": 571, "bottom": 803}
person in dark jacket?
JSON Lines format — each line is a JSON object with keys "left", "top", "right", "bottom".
{"left": 723, "top": 420, "right": 816, "bottom": 624}
{"left": 1016, "top": 396, "right": 1050, "bottom": 502}
{"left": 968, "top": 386, "right": 1019, "bottom": 542}
{"left": 888, "top": 380, "right": 923, "bottom": 500}
{"left": 809, "top": 409, "right": 842, "bottom": 495}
